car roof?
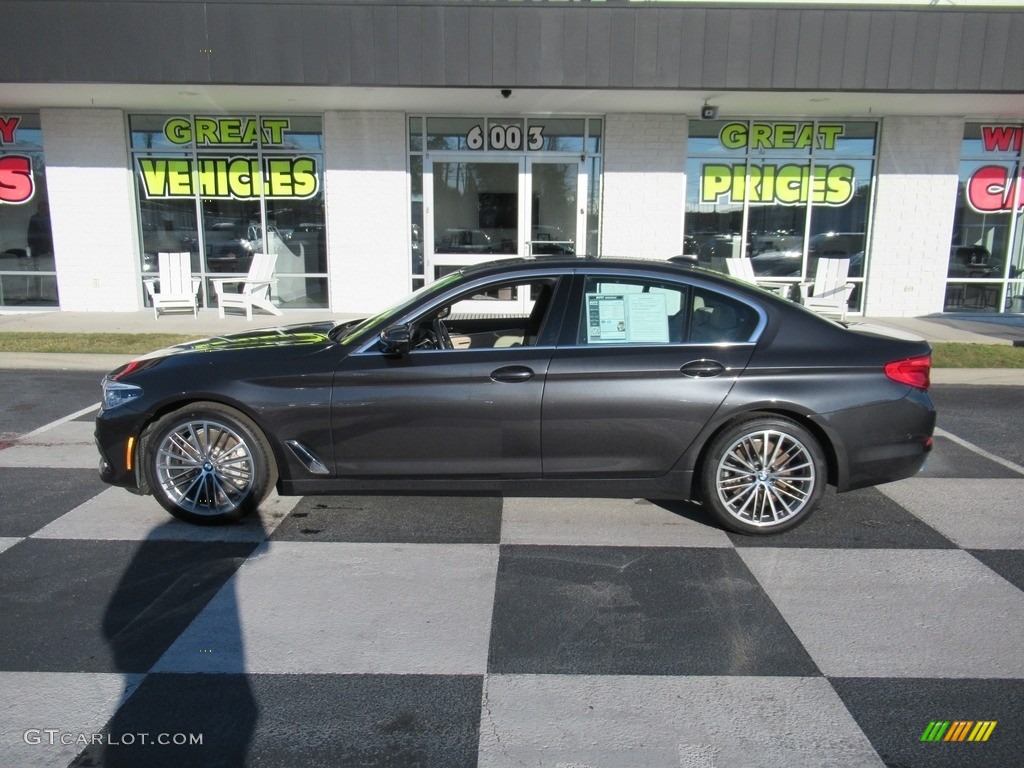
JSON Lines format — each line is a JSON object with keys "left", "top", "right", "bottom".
{"left": 455, "top": 255, "right": 725, "bottom": 282}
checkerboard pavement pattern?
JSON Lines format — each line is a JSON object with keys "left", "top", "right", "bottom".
{"left": 1, "top": 409, "right": 1022, "bottom": 767}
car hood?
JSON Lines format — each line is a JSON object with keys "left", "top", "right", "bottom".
{"left": 108, "top": 321, "right": 341, "bottom": 376}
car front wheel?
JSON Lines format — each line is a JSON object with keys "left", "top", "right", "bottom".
{"left": 143, "top": 402, "right": 275, "bottom": 525}
{"left": 701, "top": 415, "right": 826, "bottom": 535}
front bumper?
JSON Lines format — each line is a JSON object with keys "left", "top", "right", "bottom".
{"left": 94, "top": 406, "right": 148, "bottom": 490}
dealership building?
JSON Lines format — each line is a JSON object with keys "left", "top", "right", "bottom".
{"left": 1, "top": 0, "right": 1023, "bottom": 318}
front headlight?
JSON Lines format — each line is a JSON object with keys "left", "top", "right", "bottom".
{"left": 101, "top": 379, "right": 143, "bottom": 411}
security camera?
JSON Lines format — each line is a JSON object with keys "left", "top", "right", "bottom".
{"left": 701, "top": 105, "right": 719, "bottom": 120}
{"left": 501, "top": 89, "right": 512, "bottom": 99}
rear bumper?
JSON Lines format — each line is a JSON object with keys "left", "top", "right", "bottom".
{"left": 825, "top": 388, "right": 936, "bottom": 492}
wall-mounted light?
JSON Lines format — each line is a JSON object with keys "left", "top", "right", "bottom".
{"left": 700, "top": 103, "right": 719, "bottom": 120}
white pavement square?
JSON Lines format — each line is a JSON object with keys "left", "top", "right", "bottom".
{"left": 477, "top": 674, "right": 885, "bottom": 768}
{"left": 0, "top": 672, "right": 143, "bottom": 768}
{"left": 881, "top": 477, "right": 1024, "bottom": 549}
{"left": 32, "top": 487, "right": 296, "bottom": 542}
{"left": 739, "top": 548, "right": 1024, "bottom": 678}
{"left": 499, "top": 497, "right": 733, "bottom": 547}
{"left": 0, "top": 421, "right": 96, "bottom": 469}
{"left": 154, "top": 541, "right": 500, "bottom": 675}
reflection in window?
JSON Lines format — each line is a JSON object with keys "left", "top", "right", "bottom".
{"left": 131, "top": 114, "right": 327, "bottom": 311}
{"left": 685, "top": 120, "right": 875, "bottom": 314}
{"left": 946, "top": 124, "right": 1024, "bottom": 313}
{"left": 0, "top": 113, "right": 57, "bottom": 306}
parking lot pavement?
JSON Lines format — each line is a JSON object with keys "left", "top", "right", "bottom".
{"left": 0, "top": 404, "right": 1022, "bottom": 766}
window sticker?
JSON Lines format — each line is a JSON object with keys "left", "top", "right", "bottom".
{"left": 586, "top": 292, "right": 669, "bottom": 344}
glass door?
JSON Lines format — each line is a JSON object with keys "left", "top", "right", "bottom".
{"left": 527, "top": 159, "right": 584, "bottom": 259}
{"left": 425, "top": 156, "right": 585, "bottom": 314}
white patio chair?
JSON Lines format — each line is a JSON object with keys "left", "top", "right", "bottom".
{"left": 800, "top": 258, "right": 855, "bottom": 320}
{"left": 143, "top": 252, "right": 200, "bottom": 319}
{"left": 716, "top": 257, "right": 790, "bottom": 297}
{"left": 212, "top": 251, "right": 282, "bottom": 320}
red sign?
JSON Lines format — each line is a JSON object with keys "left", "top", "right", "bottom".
{"left": 966, "top": 126, "right": 1024, "bottom": 213}
{"left": 0, "top": 155, "right": 34, "bottom": 204}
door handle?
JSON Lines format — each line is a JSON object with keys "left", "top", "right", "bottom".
{"left": 491, "top": 365, "right": 535, "bottom": 383}
{"left": 680, "top": 359, "right": 725, "bottom": 378}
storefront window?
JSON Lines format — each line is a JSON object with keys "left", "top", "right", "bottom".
{"left": 130, "top": 114, "right": 327, "bottom": 311}
{"left": 946, "top": 123, "right": 1024, "bottom": 312}
{"left": 685, "top": 120, "right": 876, "bottom": 312}
{"left": 0, "top": 113, "right": 57, "bottom": 307}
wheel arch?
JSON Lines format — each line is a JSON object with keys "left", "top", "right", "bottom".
{"left": 136, "top": 396, "right": 284, "bottom": 493}
{"left": 689, "top": 405, "right": 842, "bottom": 503}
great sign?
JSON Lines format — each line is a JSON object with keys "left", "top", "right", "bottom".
{"left": 136, "top": 116, "right": 320, "bottom": 200}
{"left": 700, "top": 122, "right": 854, "bottom": 207}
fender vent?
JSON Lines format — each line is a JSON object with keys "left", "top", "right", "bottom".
{"left": 285, "top": 440, "right": 330, "bottom": 475}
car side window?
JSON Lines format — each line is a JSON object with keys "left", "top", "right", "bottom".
{"left": 579, "top": 277, "right": 686, "bottom": 344}
{"left": 577, "top": 277, "right": 758, "bottom": 346}
{"left": 688, "top": 287, "right": 759, "bottom": 344}
{"left": 410, "top": 277, "right": 559, "bottom": 351}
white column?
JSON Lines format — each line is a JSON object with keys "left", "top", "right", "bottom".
{"left": 41, "top": 108, "right": 141, "bottom": 311}
{"left": 865, "top": 116, "right": 962, "bottom": 317}
{"left": 601, "top": 114, "right": 688, "bottom": 259}
{"left": 323, "top": 111, "right": 411, "bottom": 315}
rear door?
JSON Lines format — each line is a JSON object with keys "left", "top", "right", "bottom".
{"left": 542, "top": 272, "right": 762, "bottom": 477}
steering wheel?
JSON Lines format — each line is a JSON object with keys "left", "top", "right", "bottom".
{"left": 432, "top": 318, "right": 453, "bottom": 350}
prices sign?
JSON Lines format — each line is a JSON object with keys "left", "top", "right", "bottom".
{"left": 699, "top": 122, "right": 854, "bottom": 207}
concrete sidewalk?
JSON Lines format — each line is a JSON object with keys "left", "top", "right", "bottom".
{"left": 1, "top": 308, "right": 1023, "bottom": 384}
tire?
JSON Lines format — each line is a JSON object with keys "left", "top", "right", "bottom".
{"left": 143, "top": 402, "right": 275, "bottom": 525}
{"left": 701, "top": 415, "right": 827, "bottom": 535}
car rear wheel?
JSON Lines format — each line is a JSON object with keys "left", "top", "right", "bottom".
{"left": 144, "top": 402, "right": 275, "bottom": 525}
{"left": 701, "top": 416, "right": 826, "bottom": 535}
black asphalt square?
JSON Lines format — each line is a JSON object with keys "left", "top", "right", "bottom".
{"left": 830, "top": 677, "right": 1024, "bottom": 768}
{"left": 0, "top": 467, "right": 107, "bottom": 537}
{"left": 727, "top": 487, "right": 957, "bottom": 549}
{"left": 968, "top": 549, "right": 1024, "bottom": 593}
{"left": 70, "top": 673, "right": 484, "bottom": 768}
{"left": 0, "top": 538, "right": 255, "bottom": 673}
{"left": 487, "top": 545, "right": 820, "bottom": 676}
{"left": 917, "top": 436, "right": 1022, "bottom": 479}
{"left": 272, "top": 494, "right": 503, "bottom": 543}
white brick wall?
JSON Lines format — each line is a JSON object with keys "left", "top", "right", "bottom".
{"left": 864, "top": 116, "right": 962, "bottom": 317}
{"left": 601, "top": 114, "right": 688, "bottom": 259}
{"left": 42, "top": 108, "right": 141, "bottom": 311}
{"left": 324, "top": 111, "right": 411, "bottom": 315}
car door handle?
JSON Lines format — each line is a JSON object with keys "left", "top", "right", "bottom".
{"left": 680, "top": 359, "right": 725, "bottom": 378}
{"left": 491, "top": 365, "right": 535, "bottom": 383}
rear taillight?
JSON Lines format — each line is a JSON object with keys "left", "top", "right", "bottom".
{"left": 885, "top": 355, "right": 931, "bottom": 390}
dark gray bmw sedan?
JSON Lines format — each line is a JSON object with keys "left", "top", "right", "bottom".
{"left": 96, "top": 257, "right": 935, "bottom": 535}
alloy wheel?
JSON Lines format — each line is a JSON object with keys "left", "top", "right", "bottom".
{"left": 154, "top": 418, "right": 255, "bottom": 517}
{"left": 714, "top": 428, "right": 817, "bottom": 528}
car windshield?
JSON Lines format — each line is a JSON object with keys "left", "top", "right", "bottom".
{"left": 330, "top": 271, "right": 465, "bottom": 344}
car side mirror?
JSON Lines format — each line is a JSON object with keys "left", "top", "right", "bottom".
{"left": 379, "top": 324, "right": 411, "bottom": 356}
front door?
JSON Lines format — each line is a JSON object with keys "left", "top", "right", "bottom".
{"left": 425, "top": 156, "right": 584, "bottom": 314}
